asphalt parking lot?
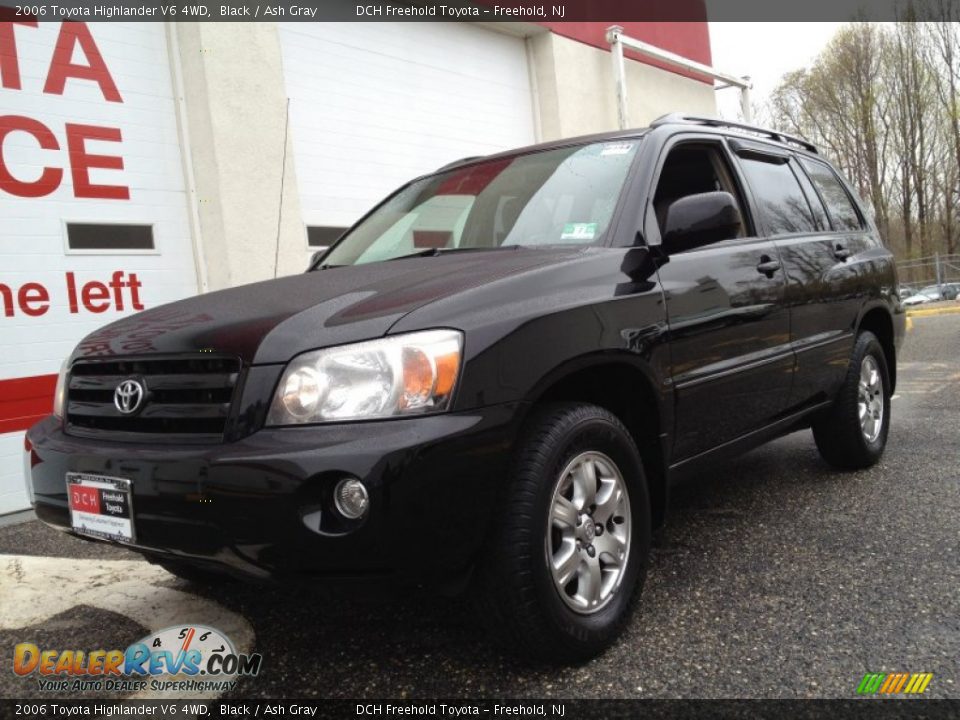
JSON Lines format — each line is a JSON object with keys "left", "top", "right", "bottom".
{"left": 1, "top": 312, "right": 958, "bottom": 700}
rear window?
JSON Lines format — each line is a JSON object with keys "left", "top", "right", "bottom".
{"left": 800, "top": 158, "right": 864, "bottom": 231}
{"left": 737, "top": 157, "right": 816, "bottom": 235}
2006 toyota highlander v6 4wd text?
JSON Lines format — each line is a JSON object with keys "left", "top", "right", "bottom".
{"left": 26, "top": 114, "right": 905, "bottom": 663}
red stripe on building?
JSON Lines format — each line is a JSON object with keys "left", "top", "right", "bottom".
{"left": 0, "top": 374, "right": 57, "bottom": 434}
{"left": 538, "top": 22, "right": 713, "bottom": 85}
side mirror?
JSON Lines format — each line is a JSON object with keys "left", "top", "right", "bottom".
{"left": 662, "top": 191, "right": 743, "bottom": 253}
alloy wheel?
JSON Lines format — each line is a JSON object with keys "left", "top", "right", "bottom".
{"left": 858, "top": 354, "right": 884, "bottom": 443}
{"left": 545, "top": 451, "right": 631, "bottom": 614}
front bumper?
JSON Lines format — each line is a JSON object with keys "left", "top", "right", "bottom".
{"left": 26, "top": 403, "right": 523, "bottom": 583}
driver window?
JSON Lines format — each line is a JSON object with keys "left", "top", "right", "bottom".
{"left": 653, "top": 144, "right": 746, "bottom": 240}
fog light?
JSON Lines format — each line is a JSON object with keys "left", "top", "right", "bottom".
{"left": 334, "top": 478, "right": 369, "bottom": 520}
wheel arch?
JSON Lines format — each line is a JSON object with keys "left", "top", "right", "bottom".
{"left": 857, "top": 305, "right": 897, "bottom": 393}
{"left": 525, "top": 356, "right": 670, "bottom": 531}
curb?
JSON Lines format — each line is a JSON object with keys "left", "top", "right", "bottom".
{"left": 905, "top": 305, "right": 960, "bottom": 318}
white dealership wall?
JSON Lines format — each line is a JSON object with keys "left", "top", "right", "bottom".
{"left": 0, "top": 22, "right": 199, "bottom": 514}
{"left": 277, "top": 21, "right": 538, "bottom": 234}
{"left": 528, "top": 31, "right": 717, "bottom": 139}
{"left": 0, "top": 20, "right": 715, "bottom": 514}
{"left": 275, "top": 22, "right": 717, "bottom": 243}
{"left": 170, "top": 23, "right": 309, "bottom": 286}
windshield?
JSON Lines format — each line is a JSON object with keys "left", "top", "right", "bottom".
{"left": 318, "top": 140, "right": 641, "bottom": 267}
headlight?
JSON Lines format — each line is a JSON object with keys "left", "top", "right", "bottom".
{"left": 53, "top": 358, "right": 68, "bottom": 419}
{"left": 267, "top": 330, "right": 463, "bottom": 425}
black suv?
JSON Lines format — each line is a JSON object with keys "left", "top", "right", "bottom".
{"left": 27, "top": 115, "right": 904, "bottom": 662}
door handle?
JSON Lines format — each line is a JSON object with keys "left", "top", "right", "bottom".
{"left": 834, "top": 245, "right": 851, "bottom": 261}
{"left": 756, "top": 256, "right": 781, "bottom": 276}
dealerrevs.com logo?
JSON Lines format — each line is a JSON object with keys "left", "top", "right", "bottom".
{"left": 13, "top": 625, "right": 262, "bottom": 694}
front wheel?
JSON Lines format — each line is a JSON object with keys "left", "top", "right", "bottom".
{"left": 476, "top": 403, "right": 650, "bottom": 663}
{"left": 812, "top": 331, "right": 891, "bottom": 470}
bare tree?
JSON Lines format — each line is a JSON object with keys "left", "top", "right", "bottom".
{"left": 925, "top": 3, "right": 960, "bottom": 253}
{"left": 770, "top": 24, "right": 891, "bottom": 237}
{"left": 769, "top": 18, "right": 958, "bottom": 261}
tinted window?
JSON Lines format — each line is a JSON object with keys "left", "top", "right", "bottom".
{"left": 800, "top": 158, "right": 863, "bottom": 231}
{"left": 738, "top": 157, "right": 816, "bottom": 235}
{"left": 792, "top": 163, "right": 829, "bottom": 230}
{"left": 653, "top": 144, "right": 747, "bottom": 241}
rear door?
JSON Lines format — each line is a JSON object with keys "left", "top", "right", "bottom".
{"left": 771, "top": 153, "right": 872, "bottom": 406}
{"left": 651, "top": 137, "right": 793, "bottom": 461}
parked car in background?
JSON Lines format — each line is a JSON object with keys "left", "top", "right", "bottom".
{"left": 942, "top": 282, "right": 960, "bottom": 300}
{"left": 901, "top": 283, "right": 960, "bottom": 306}
{"left": 26, "top": 115, "right": 905, "bottom": 663}
{"left": 903, "top": 289, "right": 941, "bottom": 306}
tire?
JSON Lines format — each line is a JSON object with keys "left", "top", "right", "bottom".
{"left": 476, "top": 402, "right": 651, "bottom": 663}
{"left": 812, "top": 331, "right": 891, "bottom": 470}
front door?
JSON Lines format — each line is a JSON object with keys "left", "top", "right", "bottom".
{"left": 650, "top": 140, "right": 794, "bottom": 461}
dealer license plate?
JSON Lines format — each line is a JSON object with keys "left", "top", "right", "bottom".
{"left": 66, "top": 472, "right": 135, "bottom": 543}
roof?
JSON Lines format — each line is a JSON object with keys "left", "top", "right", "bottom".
{"left": 435, "top": 128, "right": 650, "bottom": 173}
{"left": 435, "top": 114, "right": 818, "bottom": 174}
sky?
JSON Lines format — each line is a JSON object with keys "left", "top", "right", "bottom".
{"left": 708, "top": 22, "right": 846, "bottom": 121}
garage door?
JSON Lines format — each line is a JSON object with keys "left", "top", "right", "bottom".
{"left": 277, "top": 22, "right": 537, "bottom": 248}
{"left": 0, "top": 22, "right": 198, "bottom": 514}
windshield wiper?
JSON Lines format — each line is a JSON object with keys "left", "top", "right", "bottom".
{"left": 311, "top": 246, "right": 519, "bottom": 271}
{"left": 387, "top": 246, "right": 519, "bottom": 262}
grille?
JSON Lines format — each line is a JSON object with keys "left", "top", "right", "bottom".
{"left": 66, "top": 356, "right": 242, "bottom": 440}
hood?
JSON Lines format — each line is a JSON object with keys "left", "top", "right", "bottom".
{"left": 69, "top": 248, "right": 585, "bottom": 365}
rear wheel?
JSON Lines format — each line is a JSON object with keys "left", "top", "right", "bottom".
{"left": 812, "top": 331, "right": 891, "bottom": 469}
{"left": 476, "top": 402, "right": 650, "bottom": 663}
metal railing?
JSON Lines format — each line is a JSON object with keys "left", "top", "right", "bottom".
{"left": 604, "top": 26, "right": 753, "bottom": 130}
{"left": 897, "top": 253, "right": 960, "bottom": 292}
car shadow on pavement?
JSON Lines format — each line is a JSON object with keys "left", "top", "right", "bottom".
{"left": 174, "top": 429, "right": 852, "bottom": 699}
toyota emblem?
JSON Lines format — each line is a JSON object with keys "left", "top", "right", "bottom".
{"left": 114, "top": 379, "right": 146, "bottom": 415}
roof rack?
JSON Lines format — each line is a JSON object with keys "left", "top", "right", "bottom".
{"left": 650, "top": 114, "right": 818, "bottom": 154}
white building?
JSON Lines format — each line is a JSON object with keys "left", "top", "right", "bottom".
{"left": 0, "top": 20, "right": 716, "bottom": 513}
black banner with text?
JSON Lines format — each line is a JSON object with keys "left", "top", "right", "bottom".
{"left": 1, "top": 0, "right": 958, "bottom": 23}
{"left": 5, "top": 699, "right": 960, "bottom": 720}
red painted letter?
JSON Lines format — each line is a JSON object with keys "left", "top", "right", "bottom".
{"left": 65, "top": 124, "right": 129, "bottom": 200}
{"left": 0, "top": 115, "right": 63, "bottom": 198}
{"left": 18, "top": 282, "right": 49, "bottom": 317}
{"left": 0, "top": 20, "right": 38, "bottom": 90}
{"left": 81, "top": 281, "right": 110, "bottom": 313}
{"left": 65, "top": 272, "right": 79, "bottom": 314}
{"left": 43, "top": 22, "right": 122, "bottom": 102}
{"left": 128, "top": 273, "right": 144, "bottom": 310}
